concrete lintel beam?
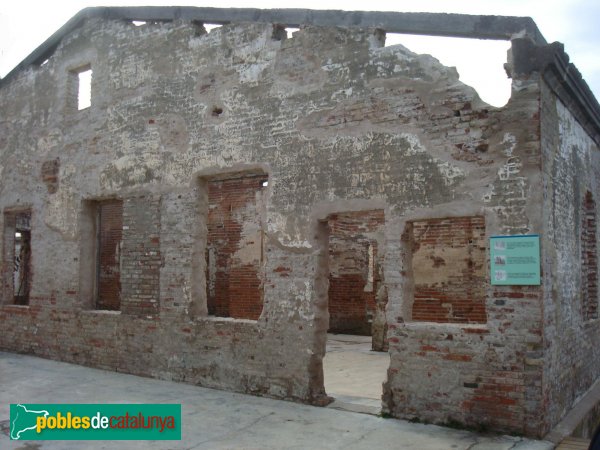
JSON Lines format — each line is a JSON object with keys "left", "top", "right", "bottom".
{"left": 0, "top": 6, "right": 547, "bottom": 88}
{"left": 99, "top": 6, "right": 546, "bottom": 42}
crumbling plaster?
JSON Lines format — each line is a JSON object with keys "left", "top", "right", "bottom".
{"left": 0, "top": 11, "right": 597, "bottom": 438}
{"left": 541, "top": 80, "right": 600, "bottom": 431}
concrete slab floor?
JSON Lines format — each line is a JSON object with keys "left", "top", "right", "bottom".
{"left": 0, "top": 351, "right": 554, "bottom": 450}
{"left": 324, "top": 334, "right": 388, "bottom": 413}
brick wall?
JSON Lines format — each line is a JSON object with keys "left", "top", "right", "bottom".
{"left": 382, "top": 73, "right": 545, "bottom": 434}
{"left": 327, "top": 210, "right": 384, "bottom": 335}
{"left": 40, "top": 158, "right": 60, "bottom": 194}
{"left": 384, "top": 215, "right": 544, "bottom": 434}
{"left": 121, "top": 195, "right": 161, "bottom": 316}
{"left": 582, "top": 191, "right": 598, "bottom": 320}
{"left": 0, "top": 19, "right": 593, "bottom": 437}
{"left": 0, "top": 305, "right": 322, "bottom": 404}
{"left": 1, "top": 212, "right": 17, "bottom": 304}
{"left": 96, "top": 200, "right": 122, "bottom": 310}
{"left": 206, "top": 174, "right": 267, "bottom": 320}
{"left": 409, "top": 216, "right": 487, "bottom": 323}
{"left": 158, "top": 189, "right": 202, "bottom": 317}
{"left": 540, "top": 82, "right": 600, "bottom": 434}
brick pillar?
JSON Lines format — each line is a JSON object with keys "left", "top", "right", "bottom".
{"left": 121, "top": 195, "right": 161, "bottom": 316}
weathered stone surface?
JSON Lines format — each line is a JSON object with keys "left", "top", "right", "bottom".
{"left": 0, "top": 12, "right": 598, "bottom": 439}
{"left": 540, "top": 80, "right": 600, "bottom": 435}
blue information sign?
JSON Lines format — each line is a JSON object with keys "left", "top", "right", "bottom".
{"left": 490, "top": 235, "right": 541, "bottom": 285}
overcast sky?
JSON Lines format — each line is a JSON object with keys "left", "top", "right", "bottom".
{"left": 0, "top": 0, "right": 598, "bottom": 107}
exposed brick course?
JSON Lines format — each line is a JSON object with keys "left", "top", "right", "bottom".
{"left": 96, "top": 199, "right": 122, "bottom": 311}
{"left": 40, "top": 158, "right": 60, "bottom": 194}
{"left": 0, "top": 16, "right": 598, "bottom": 439}
{"left": 582, "top": 191, "right": 598, "bottom": 320}
{"left": 409, "top": 216, "right": 487, "bottom": 324}
{"left": 206, "top": 174, "right": 267, "bottom": 320}
{"left": 327, "top": 210, "right": 384, "bottom": 335}
{"left": 121, "top": 195, "right": 161, "bottom": 316}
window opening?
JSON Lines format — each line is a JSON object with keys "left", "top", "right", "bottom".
{"left": 205, "top": 173, "right": 267, "bottom": 320}
{"left": 13, "top": 211, "right": 31, "bottom": 305}
{"left": 77, "top": 68, "right": 92, "bottom": 110}
{"left": 582, "top": 191, "right": 598, "bottom": 320}
{"left": 95, "top": 200, "right": 123, "bottom": 310}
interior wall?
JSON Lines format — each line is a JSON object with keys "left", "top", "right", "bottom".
{"left": 326, "top": 210, "right": 386, "bottom": 348}
{"left": 409, "top": 216, "right": 487, "bottom": 324}
{"left": 206, "top": 173, "right": 268, "bottom": 320}
{"left": 96, "top": 199, "right": 123, "bottom": 310}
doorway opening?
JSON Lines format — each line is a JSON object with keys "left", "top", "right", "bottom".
{"left": 322, "top": 210, "right": 389, "bottom": 412}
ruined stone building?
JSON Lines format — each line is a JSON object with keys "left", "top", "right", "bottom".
{"left": 1, "top": 7, "right": 599, "bottom": 438}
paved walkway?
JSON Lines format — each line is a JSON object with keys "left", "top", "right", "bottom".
{"left": 324, "top": 334, "right": 388, "bottom": 413}
{"left": 0, "top": 351, "right": 554, "bottom": 449}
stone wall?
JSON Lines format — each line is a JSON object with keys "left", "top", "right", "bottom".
{"left": 380, "top": 71, "right": 545, "bottom": 434}
{"left": 540, "top": 80, "right": 600, "bottom": 434}
{"left": 0, "top": 16, "right": 594, "bottom": 436}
